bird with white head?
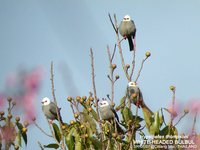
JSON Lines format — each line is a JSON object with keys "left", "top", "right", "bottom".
{"left": 41, "top": 97, "right": 63, "bottom": 124}
{"left": 119, "top": 15, "right": 136, "bottom": 51}
{"left": 99, "top": 99, "right": 124, "bottom": 134}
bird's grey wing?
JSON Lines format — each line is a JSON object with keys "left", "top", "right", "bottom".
{"left": 49, "top": 102, "right": 58, "bottom": 117}
{"left": 128, "top": 20, "right": 136, "bottom": 36}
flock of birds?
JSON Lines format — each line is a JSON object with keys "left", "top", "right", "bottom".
{"left": 42, "top": 15, "right": 141, "bottom": 134}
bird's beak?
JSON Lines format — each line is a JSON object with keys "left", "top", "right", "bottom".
{"left": 41, "top": 101, "right": 44, "bottom": 104}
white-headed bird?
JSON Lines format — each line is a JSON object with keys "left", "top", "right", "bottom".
{"left": 99, "top": 100, "right": 124, "bottom": 134}
{"left": 127, "top": 82, "right": 142, "bottom": 107}
{"left": 119, "top": 15, "right": 136, "bottom": 51}
{"left": 41, "top": 97, "right": 63, "bottom": 124}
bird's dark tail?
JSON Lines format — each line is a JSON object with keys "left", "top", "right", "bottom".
{"left": 112, "top": 118, "right": 125, "bottom": 135}
{"left": 116, "top": 121, "right": 124, "bottom": 134}
{"left": 128, "top": 37, "right": 134, "bottom": 51}
{"left": 58, "top": 108, "right": 64, "bottom": 125}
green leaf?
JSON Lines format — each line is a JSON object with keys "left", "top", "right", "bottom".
{"left": 102, "top": 121, "right": 109, "bottom": 134}
{"left": 141, "top": 104, "right": 154, "bottom": 133}
{"left": 52, "top": 123, "right": 61, "bottom": 143}
{"left": 16, "top": 122, "right": 23, "bottom": 130}
{"left": 16, "top": 122, "right": 27, "bottom": 145}
{"left": 160, "top": 125, "right": 169, "bottom": 135}
{"left": 89, "top": 137, "right": 102, "bottom": 149}
{"left": 133, "top": 115, "right": 144, "bottom": 123}
{"left": 82, "top": 109, "right": 97, "bottom": 134}
{"left": 116, "top": 96, "right": 126, "bottom": 111}
{"left": 21, "top": 131, "right": 27, "bottom": 146}
{"left": 17, "top": 131, "right": 21, "bottom": 147}
{"left": 75, "top": 141, "right": 83, "bottom": 150}
{"left": 160, "top": 125, "right": 178, "bottom": 136}
{"left": 159, "top": 115, "right": 164, "bottom": 127}
{"left": 121, "top": 107, "right": 133, "bottom": 128}
{"left": 65, "top": 128, "right": 75, "bottom": 150}
{"left": 44, "top": 143, "right": 59, "bottom": 149}
{"left": 149, "top": 111, "right": 160, "bottom": 135}
{"left": 90, "top": 109, "right": 98, "bottom": 121}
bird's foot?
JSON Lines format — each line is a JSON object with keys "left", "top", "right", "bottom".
{"left": 136, "top": 101, "right": 141, "bottom": 108}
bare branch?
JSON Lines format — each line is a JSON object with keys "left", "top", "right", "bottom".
{"left": 130, "top": 50, "right": 136, "bottom": 79}
{"left": 107, "top": 45, "right": 115, "bottom": 102}
{"left": 135, "top": 57, "right": 148, "bottom": 83}
{"left": 174, "top": 113, "right": 187, "bottom": 127}
{"left": 113, "top": 15, "right": 131, "bottom": 81}
{"left": 90, "top": 48, "right": 105, "bottom": 150}
{"left": 111, "top": 44, "right": 117, "bottom": 61}
{"left": 90, "top": 48, "right": 100, "bottom": 120}
{"left": 38, "top": 141, "right": 44, "bottom": 150}
{"left": 34, "top": 121, "right": 53, "bottom": 138}
{"left": 46, "top": 117, "right": 61, "bottom": 146}
{"left": 192, "top": 111, "right": 198, "bottom": 133}
{"left": 108, "top": 13, "right": 117, "bottom": 33}
{"left": 50, "top": 62, "right": 66, "bottom": 150}
{"left": 170, "top": 88, "right": 176, "bottom": 126}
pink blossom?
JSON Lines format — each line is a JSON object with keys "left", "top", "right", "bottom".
{"left": 1, "top": 66, "right": 43, "bottom": 122}
{"left": 1, "top": 126, "right": 16, "bottom": 141}
{"left": 186, "top": 133, "right": 200, "bottom": 150}
{"left": 188, "top": 98, "right": 200, "bottom": 114}
{"left": 0, "top": 94, "right": 5, "bottom": 108}
{"left": 24, "top": 67, "right": 43, "bottom": 92}
{"left": 167, "top": 101, "right": 183, "bottom": 118}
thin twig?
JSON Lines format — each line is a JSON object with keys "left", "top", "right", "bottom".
{"left": 34, "top": 122, "right": 53, "bottom": 137}
{"left": 50, "top": 62, "right": 66, "bottom": 150}
{"left": 135, "top": 57, "right": 148, "bottom": 83}
{"left": 107, "top": 45, "right": 115, "bottom": 103}
{"left": 71, "top": 102, "right": 81, "bottom": 116}
{"left": 46, "top": 118, "right": 61, "bottom": 146}
{"left": 109, "top": 14, "right": 131, "bottom": 81}
{"left": 108, "top": 13, "right": 117, "bottom": 33}
{"left": 170, "top": 89, "right": 176, "bottom": 126}
{"left": 90, "top": 48, "right": 100, "bottom": 120}
{"left": 38, "top": 141, "right": 44, "bottom": 150}
{"left": 174, "top": 113, "right": 187, "bottom": 127}
{"left": 115, "top": 99, "right": 129, "bottom": 112}
{"left": 111, "top": 44, "right": 117, "bottom": 61}
{"left": 191, "top": 111, "right": 198, "bottom": 133}
{"left": 130, "top": 50, "right": 136, "bottom": 80}
{"left": 90, "top": 48, "right": 104, "bottom": 149}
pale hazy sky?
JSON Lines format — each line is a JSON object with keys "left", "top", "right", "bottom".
{"left": 0, "top": 0, "right": 200, "bottom": 149}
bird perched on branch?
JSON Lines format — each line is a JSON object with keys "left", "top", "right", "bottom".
{"left": 119, "top": 15, "right": 136, "bottom": 51}
{"left": 127, "top": 82, "right": 153, "bottom": 112}
{"left": 99, "top": 100, "right": 124, "bottom": 134}
{"left": 127, "top": 82, "right": 143, "bottom": 107}
{"left": 41, "top": 97, "right": 63, "bottom": 124}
